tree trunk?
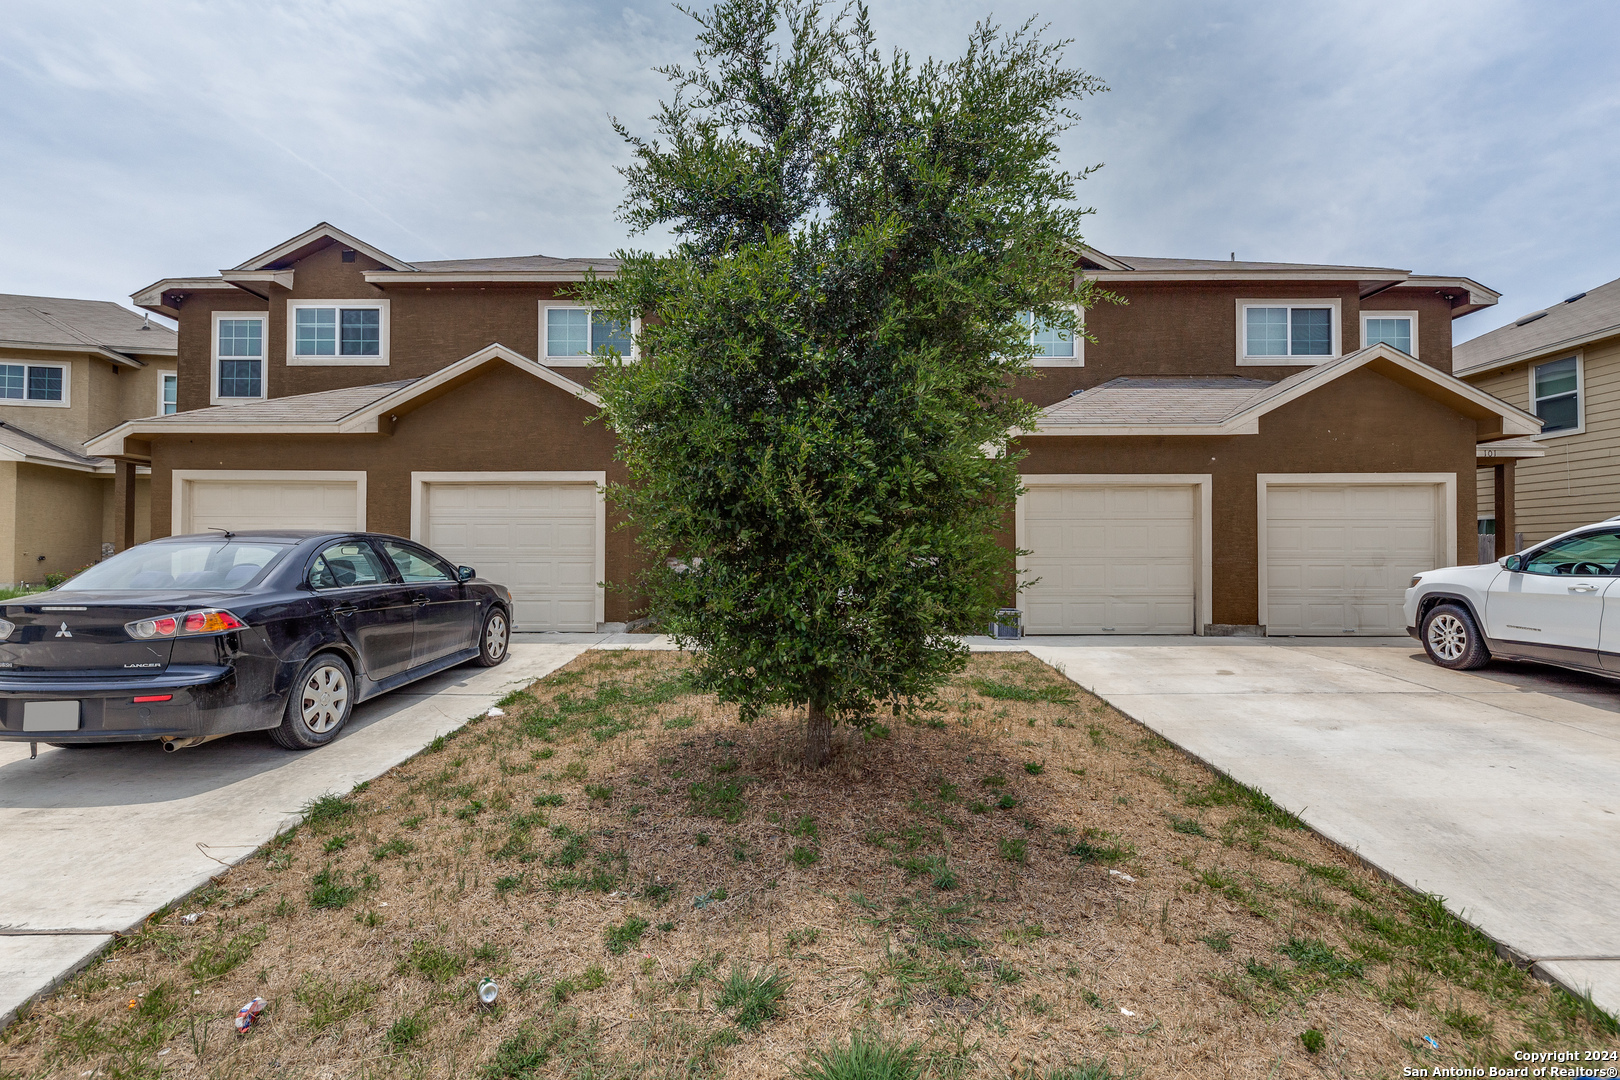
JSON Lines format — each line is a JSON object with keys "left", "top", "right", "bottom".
{"left": 805, "top": 699, "right": 833, "bottom": 769}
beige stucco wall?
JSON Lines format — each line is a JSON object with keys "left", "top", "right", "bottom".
{"left": 1470, "top": 332, "right": 1620, "bottom": 545}
{"left": 0, "top": 462, "right": 15, "bottom": 587}
{"left": 15, "top": 464, "right": 108, "bottom": 585}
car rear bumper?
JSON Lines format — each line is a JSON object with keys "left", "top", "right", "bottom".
{"left": 0, "top": 665, "right": 279, "bottom": 744}
{"left": 1406, "top": 625, "right": 1420, "bottom": 641}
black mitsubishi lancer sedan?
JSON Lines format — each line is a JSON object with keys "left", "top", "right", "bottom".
{"left": 0, "top": 531, "right": 513, "bottom": 752}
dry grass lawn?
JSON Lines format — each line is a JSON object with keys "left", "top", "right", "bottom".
{"left": 3, "top": 649, "right": 1616, "bottom": 1080}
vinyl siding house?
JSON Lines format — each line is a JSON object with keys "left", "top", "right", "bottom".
{"left": 0, "top": 294, "right": 177, "bottom": 587}
{"left": 1457, "top": 276, "right": 1620, "bottom": 556}
{"left": 92, "top": 224, "right": 1539, "bottom": 635}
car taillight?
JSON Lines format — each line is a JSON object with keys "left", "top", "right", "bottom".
{"left": 127, "top": 610, "right": 245, "bottom": 640}
{"left": 182, "top": 610, "right": 246, "bottom": 635}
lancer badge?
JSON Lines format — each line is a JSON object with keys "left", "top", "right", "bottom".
{"left": 55, "top": 622, "right": 72, "bottom": 638}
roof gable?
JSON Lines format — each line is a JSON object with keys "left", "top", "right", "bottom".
{"left": 1031, "top": 343, "right": 1541, "bottom": 439}
{"left": 231, "top": 222, "right": 415, "bottom": 273}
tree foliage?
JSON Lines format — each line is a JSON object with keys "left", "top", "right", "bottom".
{"left": 579, "top": 0, "right": 1107, "bottom": 765}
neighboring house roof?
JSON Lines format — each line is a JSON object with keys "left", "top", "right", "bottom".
{"left": 1454, "top": 275, "right": 1620, "bottom": 377}
{"left": 0, "top": 420, "right": 114, "bottom": 472}
{"left": 1028, "top": 343, "right": 1542, "bottom": 440}
{"left": 1077, "top": 249, "right": 1499, "bottom": 316}
{"left": 86, "top": 344, "right": 601, "bottom": 457}
{"left": 0, "top": 293, "right": 176, "bottom": 364}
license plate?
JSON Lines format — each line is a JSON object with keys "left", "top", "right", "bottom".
{"left": 22, "top": 700, "right": 81, "bottom": 732}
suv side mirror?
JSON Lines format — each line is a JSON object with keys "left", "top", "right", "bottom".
{"left": 457, "top": 565, "right": 476, "bottom": 583}
{"left": 1502, "top": 554, "right": 1524, "bottom": 572}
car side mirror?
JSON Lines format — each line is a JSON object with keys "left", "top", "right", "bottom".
{"left": 457, "top": 566, "right": 475, "bottom": 583}
{"left": 1502, "top": 554, "right": 1524, "bottom": 572}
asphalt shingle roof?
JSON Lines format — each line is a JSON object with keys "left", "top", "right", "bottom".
{"left": 0, "top": 293, "right": 176, "bottom": 355}
{"left": 127, "top": 380, "right": 416, "bottom": 426}
{"left": 0, "top": 421, "right": 104, "bottom": 468}
{"left": 409, "top": 255, "right": 621, "bottom": 273}
{"left": 1108, "top": 256, "right": 1408, "bottom": 274}
{"left": 1455, "top": 276, "right": 1620, "bottom": 375}
{"left": 1037, "top": 376, "right": 1280, "bottom": 426}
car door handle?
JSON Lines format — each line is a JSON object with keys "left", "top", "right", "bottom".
{"left": 411, "top": 594, "right": 431, "bottom": 606}
{"left": 1570, "top": 584, "right": 1600, "bottom": 593}
{"left": 333, "top": 606, "right": 359, "bottom": 617}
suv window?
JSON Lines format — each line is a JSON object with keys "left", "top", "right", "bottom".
{"left": 1522, "top": 532, "right": 1620, "bottom": 576}
{"left": 380, "top": 540, "right": 455, "bottom": 584}
{"left": 309, "top": 541, "right": 393, "bottom": 589}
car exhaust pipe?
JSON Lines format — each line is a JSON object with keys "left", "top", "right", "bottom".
{"left": 161, "top": 735, "right": 224, "bottom": 753}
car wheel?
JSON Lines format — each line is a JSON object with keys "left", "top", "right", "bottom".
{"left": 475, "top": 606, "right": 510, "bottom": 667}
{"left": 270, "top": 653, "right": 355, "bottom": 750}
{"left": 1421, "top": 603, "right": 1491, "bottom": 670}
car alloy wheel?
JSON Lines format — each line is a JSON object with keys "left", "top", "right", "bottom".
{"left": 1426, "top": 611, "right": 1468, "bottom": 662}
{"left": 300, "top": 663, "right": 351, "bottom": 734}
{"left": 485, "top": 611, "right": 509, "bottom": 662}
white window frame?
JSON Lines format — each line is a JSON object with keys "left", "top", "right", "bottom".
{"left": 1026, "top": 306, "right": 1085, "bottom": 367}
{"left": 286, "top": 298, "right": 391, "bottom": 367}
{"left": 1360, "top": 309, "right": 1419, "bottom": 358}
{"left": 541, "top": 304, "right": 639, "bottom": 367}
{"left": 0, "top": 359, "right": 71, "bottom": 408}
{"left": 210, "top": 311, "right": 269, "bottom": 404}
{"left": 1529, "top": 351, "right": 1583, "bottom": 440}
{"left": 1236, "top": 298, "right": 1342, "bottom": 365}
{"left": 159, "top": 371, "right": 178, "bottom": 415}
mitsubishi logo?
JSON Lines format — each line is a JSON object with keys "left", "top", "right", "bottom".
{"left": 55, "top": 622, "right": 72, "bottom": 639}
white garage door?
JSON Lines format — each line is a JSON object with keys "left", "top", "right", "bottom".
{"left": 1265, "top": 483, "right": 1439, "bottom": 636}
{"left": 422, "top": 482, "right": 599, "bottom": 632}
{"left": 180, "top": 477, "right": 361, "bottom": 534}
{"left": 1022, "top": 484, "right": 1199, "bottom": 634}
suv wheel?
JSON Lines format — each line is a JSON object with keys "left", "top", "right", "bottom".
{"left": 1421, "top": 604, "right": 1491, "bottom": 670}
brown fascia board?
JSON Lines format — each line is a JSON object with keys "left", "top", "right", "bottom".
{"left": 218, "top": 270, "right": 295, "bottom": 300}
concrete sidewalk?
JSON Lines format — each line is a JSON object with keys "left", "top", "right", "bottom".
{"left": 0, "top": 642, "right": 592, "bottom": 1027}
{"left": 994, "top": 636, "right": 1620, "bottom": 1017}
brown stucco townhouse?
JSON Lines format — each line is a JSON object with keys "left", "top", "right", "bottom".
{"left": 90, "top": 224, "right": 1540, "bottom": 636}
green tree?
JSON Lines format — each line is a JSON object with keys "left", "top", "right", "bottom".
{"left": 580, "top": 0, "right": 1106, "bottom": 767}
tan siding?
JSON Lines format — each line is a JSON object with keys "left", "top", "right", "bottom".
{"left": 14, "top": 464, "right": 105, "bottom": 585}
{"left": 1468, "top": 334, "right": 1620, "bottom": 544}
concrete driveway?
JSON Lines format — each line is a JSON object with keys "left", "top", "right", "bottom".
{"left": 0, "top": 642, "right": 592, "bottom": 1027}
{"left": 991, "top": 636, "right": 1620, "bottom": 1018}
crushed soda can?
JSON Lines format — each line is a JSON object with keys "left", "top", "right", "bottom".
{"left": 234, "top": 996, "right": 268, "bottom": 1033}
{"left": 180, "top": 912, "right": 201, "bottom": 925}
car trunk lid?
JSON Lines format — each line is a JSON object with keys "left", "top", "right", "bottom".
{"left": 0, "top": 597, "right": 197, "bottom": 675}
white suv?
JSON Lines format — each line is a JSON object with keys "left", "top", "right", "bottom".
{"left": 1404, "top": 516, "right": 1620, "bottom": 673}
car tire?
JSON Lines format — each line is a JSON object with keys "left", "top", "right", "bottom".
{"left": 1421, "top": 603, "right": 1491, "bottom": 670}
{"left": 474, "top": 605, "right": 510, "bottom": 667}
{"left": 270, "top": 653, "right": 356, "bottom": 750}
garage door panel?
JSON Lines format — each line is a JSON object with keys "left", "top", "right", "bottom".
{"left": 1266, "top": 482, "right": 1439, "bottom": 636}
{"left": 423, "top": 481, "right": 600, "bottom": 633}
{"left": 183, "top": 478, "right": 360, "bottom": 534}
{"left": 1022, "top": 483, "right": 1199, "bottom": 635}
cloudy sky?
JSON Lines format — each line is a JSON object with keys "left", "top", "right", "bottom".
{"left": 2, "top": 0, "right": 1616, "bottom": 341}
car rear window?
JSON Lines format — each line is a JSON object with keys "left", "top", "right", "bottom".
{"left": 60, "top": 542, "right": 290, "bottom": 591}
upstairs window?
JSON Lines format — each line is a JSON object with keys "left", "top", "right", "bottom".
{"left": 1239, "top": 300, "right": 1340, "bottom": 363}
{"left": 1362, "top": 311, "right": 1417, "bottom": 356}
{"left": 1532, "top": 354, "right": 1581, "bottom": 436}
{"left": 0, "top": 362, "right": 67, "bottom": 405}
{"left": 212, "top": 313, "right": 266, "bottom": 401}
{"left": 161, "top": 373, "right": 178, "bottom": 415}
{"left": 287, "top": 300, "right": 389, "bottom": 365}
{"left": 1021, "top": 311, "right": 1076, "bottom": 359}
{"left": 543, "top": 306, "right": 635, "bottom": 364}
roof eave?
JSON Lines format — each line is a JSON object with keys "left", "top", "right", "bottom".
{"left": 130, "top": 278, "right": 243, "bottom": 318}
{"left": 1457, "top": 322, "right": 1620, "bottom": 379}
{"left": 361, "top": 270, "right": 614, "bottom": 285}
